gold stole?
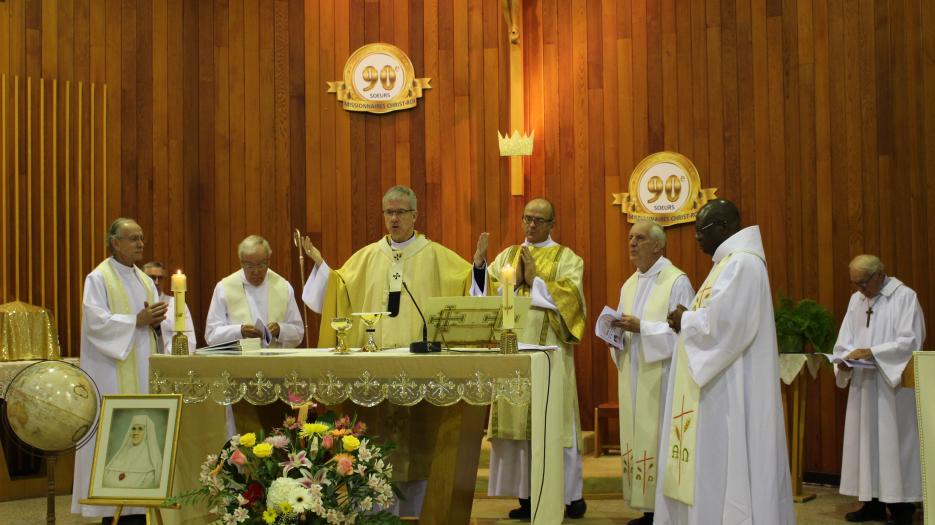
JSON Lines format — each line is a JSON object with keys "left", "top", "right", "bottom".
{"left": 487, "top": 244, "right": 586, "bottom": 449}
{"left": 95, "top": 259, "right": 156, "bottom": 393}
{"left": 221, "top": 270, "right": 290, "bottom": 326}
{"left": 618, "top": 264, "right": 684, "bottom": 507}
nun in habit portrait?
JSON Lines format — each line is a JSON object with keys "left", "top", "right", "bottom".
{"left": 102, "top": 414, "right": 162, "bottom": 489}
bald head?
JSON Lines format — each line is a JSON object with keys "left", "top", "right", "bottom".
{"left": 694, "top": 199, "right": 742, "bottom": 256}
{"left": 522, "top": 198, "right": 556, "bottom": 244}
{"left": 849, "top": 254, "right": 884, "bottom": 275}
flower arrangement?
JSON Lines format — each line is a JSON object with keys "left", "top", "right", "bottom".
{"left": 169, "top": 413, "right": 401, "bottom": 525}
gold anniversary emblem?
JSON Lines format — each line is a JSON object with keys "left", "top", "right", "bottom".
{"left": 327, "top": 43, "right": 431, "bottom": 114}
{"left": 613, "top": 152, "right": 717, "bottom": 226}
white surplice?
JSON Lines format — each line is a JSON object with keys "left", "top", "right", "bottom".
{"left": 833, "top": 277, "right": 925, "bottom": 503}
{"left": 653, "top": 226, "right": 795, "bottom": 525}
{"left": 157, "top": 293, "right": 196, "bottom": 354}
{"left": 72, "top": 258, "right": 160, "bottom": 518}
{"left": 613, "top": 256, "right": 694, "bottom": 512}
{"left": 204, "top": 269, "right": 304, "bottom": 348}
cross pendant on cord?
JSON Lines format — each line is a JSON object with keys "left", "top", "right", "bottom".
{"left": 865, "top": 306, "right": 873, "bottom": 327}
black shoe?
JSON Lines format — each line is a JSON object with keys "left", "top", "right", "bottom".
{"left": 845, "top": 499, "right": 887, "bottom": 522}
{"left": 102, "top": 515, "right": 148, "bottom": 525}
{"left": 565, "top": 498, "right": 587, "bottom": 519}
{"left": 885, "top": 502, "right": 917, "bottom": 525}
{"left": 627, "top": 512, "right": 655, "bottom": 525}
{"left": 508, "top": 498, "right": 531, "bottom": 520}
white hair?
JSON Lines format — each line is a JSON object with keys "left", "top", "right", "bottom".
{"left": 382, "top": 185, "right": 418, "bottom": 210}
{"left": 849, "top": 254, "right": 884, "bottom": 275}
{"left": 632, "top": 219, "right": 666, "bottom": 249}
{"left": 238, "top": 235, "right": 272, "bottom": 259}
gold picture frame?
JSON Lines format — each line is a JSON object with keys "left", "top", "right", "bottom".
{"left": 87, "top": 394, "right": 182, "bottom": 501}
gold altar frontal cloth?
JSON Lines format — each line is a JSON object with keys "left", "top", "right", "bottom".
{"left": 0, "top": 301, "right": 61, "bottom": 361}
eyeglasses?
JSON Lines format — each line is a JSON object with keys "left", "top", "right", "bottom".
{"left": 147, "top": 275, "right": 164, "bottom": 282}
{"left": 852, "top": 271, "right": 878, "bottom": 290}
{"left": 522, "top": 215, "right": 553, "bottom": 226}
{"left": 383, "top": 209, "right": 414, "bottom": 218}
{"left": 695, "top": 221, "right": 723, "bottom": 235}
{"left": 117, "top": 235, "right": 145, "bottom": 243}
{"left": 241, "top": 261, "right": 269, "bottom": 272}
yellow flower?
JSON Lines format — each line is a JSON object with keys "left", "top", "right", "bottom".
{"left": 342, "top": 435, "right": 361, "bottom": 452}
{"left": 278, "top": 502, "right": 292, "bottom": 514}
{"left": 299, "top": 422, "right": 330, "bottom": 438}
{"left": 262, "top": 509, "right": 278, "bottom": 524}
{"left": 252, "top": 443, "right": 273, "bottom": 458}
{"left": 239, "top": 433, "right": 257, "bottom": 447}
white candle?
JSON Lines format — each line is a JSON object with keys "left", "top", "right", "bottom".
{"left": 172, "top": 270, "right": 186, "bottom": 332}
{"left": 501, "top": 264, "right": 515, "bottom": 330}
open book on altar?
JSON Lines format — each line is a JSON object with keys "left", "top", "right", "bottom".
{"left": 194, "top": 337, "right": 261, "bottom": 355}
{"left": 422, "top": 296, "right": 532, "bottom": 349}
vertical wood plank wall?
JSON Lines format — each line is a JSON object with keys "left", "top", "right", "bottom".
{"left": 1, "top": 0, "right": 933, "bottom": 476}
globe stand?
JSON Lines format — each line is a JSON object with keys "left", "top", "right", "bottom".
{"left": 1, "top": 360, "right": 101, "bottom": 525}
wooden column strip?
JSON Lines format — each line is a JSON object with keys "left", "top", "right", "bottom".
{"left": 77, "top": 81, "right": 83, "bottom": 307}
{"left": 1, "top": 74, "right": 6, "bottom": 303}
{"left": 65, "top": 80, "right": 72, "bottom": 357}
{"left": 52, "top": 79, "right": 58, "bottom": 333}
{"left": 13, "top": 76, "right": 19, "bottom": 300}
{"left": 39, "top": 78, "right": 45, "bottom": 306}
{"left": 27, "top": 76, "right": 32, "bottom": 303}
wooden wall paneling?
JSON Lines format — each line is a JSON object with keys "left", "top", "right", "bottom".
{"left": 379, "top": 0, "right": 397, "bottom": 221}
{"left": 302, "top": 0, "right": 319, "bottom": 253}
{"left": 857, "top": 0, "right": 877, "bottom": 258}
{"left": 348, "top": 0, "right": 367, "bottom": 253}
{"left": 395, "top": 0, "right": 412, "bottom": 191}
{"left": 333, "top": 0, "right": 352, "bottom": 264}
{"left": 924, "top": 0, "right": 935, "bottom": 324}
{"left": 104, "top": 0, "right": 120, "bottom": 272}
{"left": 434, "top": 0, "right": 453, "bottom": 245}
{"left": 453, "top": 0, "right": 471, "bottom": 257}
{"left": 152, "top": 0, "right": 169, "bottom": 267}
{"left": 407, "top": 0, "right": 427, "bottom": 258}
{"left": 182, "top": 0, "right": 201, "bottom": 337}
{"left": 782, "top": 0, "right": 803, "bottom": 302}
{"left": 480, "top": 0, "right": 499, "bottom": 246}
{"left": 318, "top": 0, "right": 338, "bottom": 267}
{"left": 256, "top": 0, "right": 275, "bottom": 265}
{"left": 227, "top": 0, "right": 246, "bottom": 253}
{"left": 287, "top": 0, "right": 306, "bottom": 299}
{"left": 466, "top": 0, "right": 483, "bottom": 243}
{"left": 421, "top": 0, "right": 440, "bottom": 242}
{"left": 766, "top": 13, "right": 788, "bottom": 297}
{"left": 362, "top": 1, "right": 381, "bottom": 244}
{"left": 601, "top": 0, "right": 621, "bottom": 395}
{"left": 167, "top": 0, "right": 184, "bottom": 279}
{"left": 135, "top": 0, "right": 153, "bottom": 259}
{"left": 197, "top": 0, "right": 216, "bottom": 314}
{"left": 213, "top": 0, "right": 231, "bottom": 277}
{"left": 243, "top": 0, "right": 261, "bottom": 239}
{"left": 272, "top": 0, "right": 290, "bottom": 265}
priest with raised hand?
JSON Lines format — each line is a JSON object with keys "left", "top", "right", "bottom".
{"left": 205, "top": 235, "right": 304, "bottom": 348}
{"left": 655, "top": 199, "right": 795, "bottom": 524}
{"left": 72, "top": 218, "right": 165, "bottom": 525}
{"left": 832, "top": 255, "right": 924, "bottom": 525}
{"left": 300, "top": 185, "right": 487, "bottom": 517}
{"left": 610, "top": 220, "right": 694, "bottom": 525}
{"left": 480, "top": 198, "right": 589, "bottom": 520}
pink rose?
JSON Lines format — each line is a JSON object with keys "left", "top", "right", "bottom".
{"left": 337, "top": 456, "right": 354, "bottom": 476}
{"left": 322, "top": 435, "right": 334, "bottom": 450}
{"left": 228, "top": 448, "right": 247, "bottom": 467}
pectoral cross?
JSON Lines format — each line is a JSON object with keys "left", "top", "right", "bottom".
{"left": 865, "top": 305, "right": 873, "bottom": 327}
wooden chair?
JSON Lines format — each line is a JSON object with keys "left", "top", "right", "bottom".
{"left": 593, "top": 402, "right": 620, "bottom": 457}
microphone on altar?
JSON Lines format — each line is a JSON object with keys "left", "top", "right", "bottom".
{"left": 402, "top": 281, "right": 441, "bottom": 353}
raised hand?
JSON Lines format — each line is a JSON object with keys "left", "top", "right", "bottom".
{"left": 302, "top": 236, "right": 323, "bottom": 266}
{"left": 474, "top": 232, "right": 490, "bottom": 268}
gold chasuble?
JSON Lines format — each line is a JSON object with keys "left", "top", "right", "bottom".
{"left": 95, "top": 259, "right": 156, "bottom": 393}
{"left": 486, "top": 244, "right": 586, "bottom": 450}
{"left": 316, "top": 233, "right": 473, "bottom": 481}
{"left": 617, "top": 264, "right": 684, "bottom": 508}
{"left": 317, "top": 233, "right": 474, "bottom": 348}
{"left": 221, "top": 269, "right": 291, "bottom": 324}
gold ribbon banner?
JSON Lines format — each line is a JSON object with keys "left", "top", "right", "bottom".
{"left": 613, "top": 188, "right": 718, "bottom": 226}
{"left": 327, "top": 78, "right": 432, "bottom": 113}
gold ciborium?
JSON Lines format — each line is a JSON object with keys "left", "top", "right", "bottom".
{"left": 330, "top": 317, "right": 353, "bottom": 354}
{"left": 352, "top": 312, "right": 390, "bottom": 352}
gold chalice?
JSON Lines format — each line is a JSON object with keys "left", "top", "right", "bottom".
{"left": 352, "top": 312, "right": 390, "bottom": 352}
{"left": 330, "top": 317, "right": 354, "bottom": 354}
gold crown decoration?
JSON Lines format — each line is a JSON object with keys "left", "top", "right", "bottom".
{"left": 498, "top": 130, "right": 535, "bottom": 157}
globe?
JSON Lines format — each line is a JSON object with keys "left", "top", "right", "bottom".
{"left": 3, "top": 360, "right": 99, "bottom": 453}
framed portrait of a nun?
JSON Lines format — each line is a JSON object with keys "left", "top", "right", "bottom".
{"left": 87, "top": 395, "right": 182, "bottom": 500}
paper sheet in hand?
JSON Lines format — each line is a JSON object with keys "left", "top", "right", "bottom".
{"left": 595, "top": 306, "right": 626, "bottom": 349}
{"left": 820, "top": 353, "right": 877, "bottom": 369}
{"left": 255, "top": 318, "right": 273, "bottom": 347}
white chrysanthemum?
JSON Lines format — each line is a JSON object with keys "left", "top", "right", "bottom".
{"left": 267, "top": 477, "right": 303, "bottom": 509}
{"left": 233, "top": 508, "right": 248, "bottom": 522}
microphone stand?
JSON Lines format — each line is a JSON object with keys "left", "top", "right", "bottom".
{"left": 402, "top": 282, "right": 441, "bottom": 353}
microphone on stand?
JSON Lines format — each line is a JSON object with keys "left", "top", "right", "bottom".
{"left": 402, "top": 281, "right": 441, "bottom": 353}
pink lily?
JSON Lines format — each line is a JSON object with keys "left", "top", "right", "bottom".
{"left": 279, "top": 450, "right": 312, "bottom": 476}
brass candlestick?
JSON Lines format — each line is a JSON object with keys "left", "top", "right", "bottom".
{"left": 171, "top": 332, "right": 189, "bottom": 356}
{"left": 500, "top": 329, "right": 518, "bottom": 354}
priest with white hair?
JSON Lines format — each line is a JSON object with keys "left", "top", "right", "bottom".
{"left": 832, "top": 254, "right": 924, "bottom": 525}
{"left": 609, "top": 220, "right": 694, "bottom": 525}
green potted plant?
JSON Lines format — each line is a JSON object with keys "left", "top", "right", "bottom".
{"left": 774, "top": 297, "right": 836, "bottom": 354}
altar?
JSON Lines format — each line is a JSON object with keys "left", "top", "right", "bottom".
{"left": 149, "top": 348, "right": 565, "bottom": 525}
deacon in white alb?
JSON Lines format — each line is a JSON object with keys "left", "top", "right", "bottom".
{"left": 71, "top": 218, "right": 166, "bottom": 522}
{"left": 205, "top": 235, "right": 304, "bottom": 348}
{"left": 655, "top": 199, "right": 795, "bottom": 525}
{"left": 609, "top": 220, "right": 693, "bottom": 525}
{"left": 832, "top": 255, "right": 924, "bottom": 525}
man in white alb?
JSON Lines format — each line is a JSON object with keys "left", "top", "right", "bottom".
{"left": 609, "top": 220, "right": 693, "bottom": 525}
{"left": 656, "top": 199, "right": 794, "bottom": 524}
{"left": 71, "top": 218, "right": 165, "bottom": 525}
{"left": 833, "top": 255, "right": 924, "bottom": 525}
{"left": 205, "top": 235, "right": 303, "bottom": 348}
